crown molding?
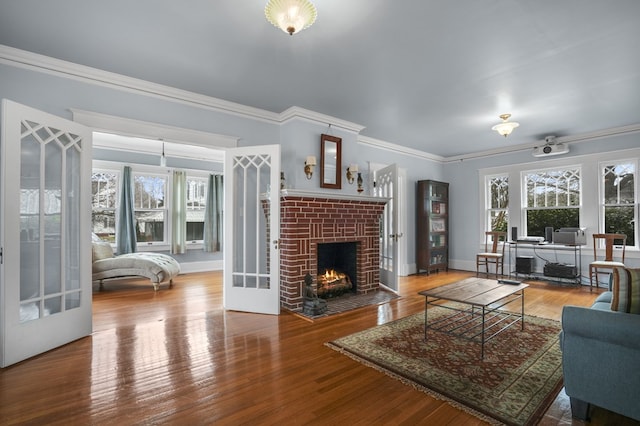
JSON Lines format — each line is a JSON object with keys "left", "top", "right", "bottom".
{"left": 357, "top": 135, "right": 444, "bottom": 163}
{"left": 0, "top": 45, "right": 445, "bottom": 162}
{"left": 278, "top": 106, "right": 365, "bottom": 134}
{"left": 70, "top": 108, "right": 238, "bottom": 150}
{"left": 442, "top": 123, "right": 640, "bottom": 163}
{"left": 4, "top": 45, "right": 638, "bottom": 165}
{"left": 0, "top": 44, "right": 281, "bottom": 123}
{"left": 555, "top": 123, "right": 640, "bottom": 144}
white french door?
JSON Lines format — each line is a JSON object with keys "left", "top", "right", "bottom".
{"left": 223, "top": 145, "right": 280, "bottom": 315}
{"left": 1, "top": 99, "right": 93, "bottom": 367}
{"left": 376, "top": 163, "right": 401, "bottom": 292}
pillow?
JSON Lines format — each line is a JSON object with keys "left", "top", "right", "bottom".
{"left": 611, "top": 267, "right": 640, "bottom": 314}
{"left": 92, "top": 241, "right": 115, "bottom": 262}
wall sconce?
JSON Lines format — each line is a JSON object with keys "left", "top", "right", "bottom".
{"left": 304, "top": 155, "right": 316, "bottom": 179}
{"left": 346, "top": 164, "right": 358, "bottom": 184}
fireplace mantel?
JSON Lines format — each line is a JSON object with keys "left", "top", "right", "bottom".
{"left": 278, "top": 192, "right": 388, "bottom": 311}
{"left": 280, "top": 189, "right": 389, "bottom": 204}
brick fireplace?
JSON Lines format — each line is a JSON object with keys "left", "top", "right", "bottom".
{"left": 279, "top": 190, "right": 388, "bottom": 311}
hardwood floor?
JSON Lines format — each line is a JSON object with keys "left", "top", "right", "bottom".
{"left": 0, "top": 270, "right": 638, "bottom": 425}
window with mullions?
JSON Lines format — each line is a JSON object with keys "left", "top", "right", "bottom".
{"left": 134, "top": 174, "right": 167, "bottom": 243}
{"left": 91, "top": 171, "right": 119, "bottom": 242}
{"left": 486, "top": 175, "right": 509, "bottom": 232}
{"left": 523, "top": 168, "right": 581, "bottom": 237}
{"left": 601, "top": 161, "right": 636, "bottom": 246}
{"left": 186, "top": 176, "right": 207, "bottom": 242}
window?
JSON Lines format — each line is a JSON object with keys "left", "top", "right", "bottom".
{"left": 486, "top": 175, "right": 509, "bottom": 232}
{"left": 91, "top": 171, "right": 119, "bottom": 242}
{"left": 133, "top": 173, "right": 167, "bottom": 243}
{"left": 91, "top": 163, "right": 220, "bottom": 249}
{"left": 186, "top": 176, "right": 208, "bottom": 242}
{"left": 601, "top": 161, "right": 636, "bottom": 246}
{"left": 523, "top": 167, "right": 581, "bottom": 237}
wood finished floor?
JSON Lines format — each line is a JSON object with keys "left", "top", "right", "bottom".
{"left": 0, "top": 270, "right": 638, "bottom": 425}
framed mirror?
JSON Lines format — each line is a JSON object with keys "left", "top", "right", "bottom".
{"left": 320, "top": 134, "right": 341, "bottom": 189}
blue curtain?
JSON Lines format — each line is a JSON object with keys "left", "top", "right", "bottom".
{"left": 203, "top": 174, "right": 223, "bottom": 252}
{"left": 171, "top": 170, "right": 187, "bottom": 254}
{"left": 116, "top": 166, "right": 137, "bottom": 254}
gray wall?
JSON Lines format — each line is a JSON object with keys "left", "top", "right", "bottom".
{"left": 444, "top": 132, "right": 640, "bottom": 276}
{"left": 3, "top": 60, "right": 635, "bottom": 278}
{"left": 0, "top": 62, "right": 443, "bottom": 273}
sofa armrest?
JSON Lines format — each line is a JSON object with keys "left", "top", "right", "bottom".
{"left": 561, "top": 305, "right": 640, "bottom": 350}
{"left": 561, "top": 305, "right": 640, "bottom": 421}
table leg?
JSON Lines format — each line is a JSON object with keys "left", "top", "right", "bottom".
{"left": 521, "top": 289, "right": 525, "bottom": 330}
{"left": 424, "top": 296, "right": 428, "bottom": 341}
{"left": 481, "top": 306, "right": 486, "bottom": 360}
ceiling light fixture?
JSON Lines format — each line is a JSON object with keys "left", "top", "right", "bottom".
{"left": 491, "top": 113, "right": 520, "bottom": 137}
{"left": 265, "top": 0, "right": 317, "bottom": 36}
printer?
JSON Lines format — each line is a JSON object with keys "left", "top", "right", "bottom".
{"left": 552, "top": 227, "right": 587, "bottom": 245}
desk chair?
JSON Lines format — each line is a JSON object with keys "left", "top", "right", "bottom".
{"left": 476, "top": 231, "right": 507, "bottom": 278}
{"left": 590, "top": 233, "right": 626, "bottom": 292}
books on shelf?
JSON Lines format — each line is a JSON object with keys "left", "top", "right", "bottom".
{"left": 430, "top": 234, "right": 446, "bottom": 247}
{"left": 431, "top": 218, "right": 445, "bottom": 232}
{"left": 431, "top": 201, "right": 446, "bottom": 215}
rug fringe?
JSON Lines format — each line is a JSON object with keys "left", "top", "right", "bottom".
{"left": 325, "top": 342, "right": 505, "bottom": 426}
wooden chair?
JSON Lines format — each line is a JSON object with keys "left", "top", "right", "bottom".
{"left": 476, "top": 231, "right": 507, "bottom": 278}
{"left": 589, "top": 233, "right": 626, "bottom": 292}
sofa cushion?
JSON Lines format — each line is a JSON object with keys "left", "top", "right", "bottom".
{"left": 611, "top": 267, "right": 640, "bottom": 314}
{"left": 92, "top": 241, "right": 115, "bottom": 262}
{"left": 594, "top": 291, "right": 612, "bottom": 304}
{"left": 591, "top": 301, "right": 614, "bottom": 311}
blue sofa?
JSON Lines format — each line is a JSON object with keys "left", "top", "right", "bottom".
{"left": 560, "top": 290, "right": 640, "bottom": 421}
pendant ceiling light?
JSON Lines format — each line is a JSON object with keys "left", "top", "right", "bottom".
{"left": 265, "top": 0, "right": 317, "bottom": 36}
{"left": 491, "top": 113, "right": 520, "bottom": 137}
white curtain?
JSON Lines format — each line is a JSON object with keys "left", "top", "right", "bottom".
{"left": 171, "top": 170, "right": 187, "bottom": 254}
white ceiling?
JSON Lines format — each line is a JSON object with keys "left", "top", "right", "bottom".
{"left": 1, "top": 0, "right": 639, "bottom": 158}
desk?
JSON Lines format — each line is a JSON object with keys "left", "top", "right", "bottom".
{"left": 508, "top": 242, "right": 582, "bottom": 284}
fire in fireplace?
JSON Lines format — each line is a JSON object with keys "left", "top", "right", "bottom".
{"left": 317, "top": 269, "right": 352, "bottom": 297}
{"left": 317, "top": 242, "right": 357, "bottom": 298}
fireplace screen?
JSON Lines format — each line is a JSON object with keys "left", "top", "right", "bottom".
{"left": 316, "top": 242, "right": 357, "bottom": 298}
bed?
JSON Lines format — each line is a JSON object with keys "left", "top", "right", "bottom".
{"left": 92, "top": 241, "right": 181, "bottom": 291}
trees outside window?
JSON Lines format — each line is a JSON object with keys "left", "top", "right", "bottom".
{"left": 133, "top": 174, "right": 166, "bottom": 243}
{"left": 186, "top": 176, "right": 207, "bottom": 242}
{"left": 602, "top": 162, "right": 636, "bottom": 246}
{"left": 91, "top": 171, "right": 119, "bottom": 242}
{"left": 91, "top": 165, "right": 222, "bottom": 249}
{"left": 487, "top": 175, "right": 509, "bottom": 232}
{"left": 523, "top": 168, "right": 581, "bottom": 237}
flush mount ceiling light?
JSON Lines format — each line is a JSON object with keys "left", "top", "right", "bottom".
{"left": 491, "top": 113, "right": 520, "bottom": 137}
{"left": 265, "top": 0, "right": 317, "bottom": 36}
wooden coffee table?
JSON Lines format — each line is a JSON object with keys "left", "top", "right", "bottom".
{"left": 418, "top": 277, "right": 528, "bottom": 359}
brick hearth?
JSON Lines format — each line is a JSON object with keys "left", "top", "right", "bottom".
{"left": 279, "top": 191, "right": 387, "bottom": 311}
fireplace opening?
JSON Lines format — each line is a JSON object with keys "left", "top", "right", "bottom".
{"left": 317, "top": 242, "right": 357, "bottom": 298}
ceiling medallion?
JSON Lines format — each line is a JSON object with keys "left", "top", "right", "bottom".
{"left": 491, "top": 113, "right": 520, "bottom": 137}
{"left": 265, "top": 0, "right": 317, "bottom": 36}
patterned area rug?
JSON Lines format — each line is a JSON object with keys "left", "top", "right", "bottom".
{"left": 327, "top": 306, "right": 563, "bottom": 426}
